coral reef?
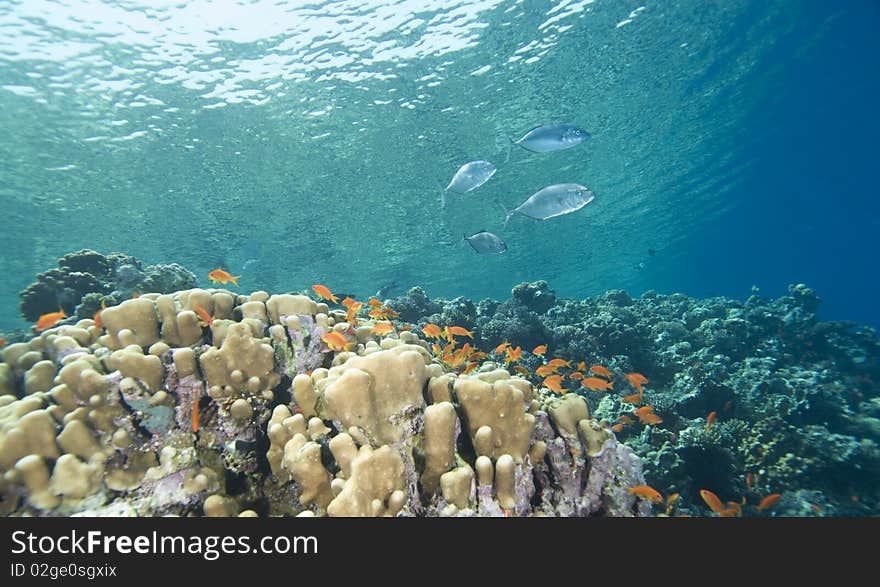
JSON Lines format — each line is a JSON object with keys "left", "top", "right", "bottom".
{"left": 1, "top": 286, "right": 648, "bottom": 517}
{"left": 18, "top": 249, "right": 197, "bottom": 323}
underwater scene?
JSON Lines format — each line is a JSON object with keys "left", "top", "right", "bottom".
{"left": 1, "top": 0, "right": 878, "bottom": 518}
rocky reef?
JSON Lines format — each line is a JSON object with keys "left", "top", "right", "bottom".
{"left": 0, "top": 288, "right": 647, "bottom": 517}
{"left": 387, "top": 281, "right": 880, "bottom": 516}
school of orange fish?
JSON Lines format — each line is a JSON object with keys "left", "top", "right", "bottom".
{"left": 24, "top": 270, "right": 786, "bottom": 516}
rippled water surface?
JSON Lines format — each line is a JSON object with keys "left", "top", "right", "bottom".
{"left": 2, "top": 0, "right": 878, "bottom": 328}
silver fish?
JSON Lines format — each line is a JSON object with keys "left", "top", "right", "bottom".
{"left": 503, "top": 183, "right": 595, "bottom": 226}
{"left": 441, "top": 160, "right": 496, "bottom": 208}
{"left": 506, "top": 123, "right": 591, "bottom": 161}
{"left": 464, "top": 230, "right": 508, "bottom": 254}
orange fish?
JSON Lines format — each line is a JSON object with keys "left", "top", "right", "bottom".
{"left": 611, "top": 423, "right": 625, "bottom": 433}
{"left": 368, "top": 297, "right": 382, "bottom": 307}
{"left": 745, "top": 472, "right": 754, "bottom": 491}
{"left": 445, "top": 325, "right": 474, "bottom": 340}
{"left": 208, "top": 269, "right": 240, "bottom": 287}
{"left": 462, "top": 362, "right": 478, "bottom": 374}
{"left": 431, "top": 343, "right": 442, "bottom": 356}
{"left": 311, "top": 284, "right": 339, "bottom": 304}
{"left": 194, "top": 305, "right": 213, "bottom": 327}
{"left": 422, "top": 324, "right": 442, "bottom": 339}
{"left": 625, "top": 372, "right": 648, "bottom": 392}
{"left": 548, "top": 358, "right": 571, "bottom": 369}
{"left": 640, "top": 413, "right": 663, "bottom": 425}
{"left": 341, "top": 297, "right": 358, "bottom": 309}
{"left": 372, "top": 322, "right": 395, "bottom": 335}
{"left": 513, "top": 365, "right": 531, "bottom": 377}
{"left": 621, "top": 393, "right": 642, "bottom": 405}
{"left": 93, "top": 302, "right": 105, "bottom": 331}
{"left": 0, "top": 337, "right": 6, "bottom": 348}
{"left": 589, "top": 365, "right": 614, "bottom": 379}
{"left": 535, "top": 364, "right": 559, "bottom": 377}
{"left": 581, "top": 377, "right": 614, "bottom": 392}
{"left": 576, "top": 361, "right": 587, "bottom": 371}
{"left": 346, "top": 305, "right": 361, "bottom": 326}
{"left": 494, "top": 341, "right": 510, "bottom": 355}
{"left": 627, "top": 485, "right": 663, "bottom": 504}
{"left": 705, "top": 411, "right": 717, "bottom": 432}
{"left": 665, "top": 493, "right": 681, "bottom": 515}
{"left": 504, "top": 345, "right": 522, "bottom": 364}
{"left": 532, "top": 344, "right": 547, "bottom": 356}
{"left": 699, "top": 489, "right": 726, "bottom": 514}
{"left": 724, "top": 501, "right": 743, "bottom": 517}
{"left": 383, "top": 307, "right": 399, "bottom": 319}
{"left": 569, "top": 371, "right": 584, "bottom": 380}
{"left": 543, "top": 375, "right": 565, "bottom": 394}
{"left": 35, "top": 309, "right": 67, "bottom": 331}
{"left": 757, "top": 494, "right": 782, "bottom": 512}
{"left": 618, "top": 415, "right": 634, "bottom": 425}
{"left": 368, "top": 308, "right": 386, "bottom": 320}
{"left": 321, "top": 331, "right": 350, "bottom": 352}
{"left": 192, "top": 391, "right": 200, "bottom": 434}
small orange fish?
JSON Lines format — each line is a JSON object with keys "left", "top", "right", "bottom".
{"left": 724, "top": 501, "right": 743, "bottom": 517}
{"left": 589, "top": 365, "right": 614, "bottom": 379}
{"left": 208, "top": 269, "right": 240, "bottom": 287}
{"left": 665, "top": 493, "right": 681, "bottom": 515}
{"left": 398, "top": 324, "right": 411, "bottom": 332}
{"left": 618, "top": 415, "right": 634, "bottom": 425}
{"left": 745, "top": 472, "right": 754, "bottom": 491}
{"left": 445, "top": 325, "right": 474, "bottom": 339}
{"left": 581, "top": 377, "right": 614, "bottom": 392}
{"left": 576, "top": 361, "right": 587, "bottom": 371}
{"left": 699, "top": 489, "right": 726, "bottom": 514}
{"left": 0, "top": 337, "right": 7, "bottom": 348}
{"left": 194, "top": 305, "right": 213, "bottom": 327}
{"left": 422, "top": 324, "right": 442, "bottom": 339}
{"left": 569, "top": 371, "right": 585, "bottom": 380}
{"left": 321, "top": 331, "right": 349, "bottom": 352}
{"left": 341, "top": 297, "right": 358, "bottom": 309}
{"left": 431, "top": 343, "right": 442, "bottom": 356}
{"left": 368, "top": 308, "right": 386, "bottom": 320}
{"left": 547, "top": 358, "right": 571, "bottom": 369}
{"left": 494, "top": 341, "right": 510, "bottom": 355}
{"left": 35, "top": 309, "right": 67, "bottom": 331}
{"left": 611, "top": 423, "right": 625, "bottom": 433}
{"left": 346, "top": 307, "right": 360, "bottom": 326}
{"left": 504, "top": 345, "right": 522, "bottom": 364}
{"left": 625, "top": 372, "right": 648, "bottom": 392}
{"left": 372, "top": 322, "right": 395, "bottom": 335}
{"left": 192, "top": 392, "right": 200, "bottom": 434}
{"left": 535, "top": 364, "right": 559, "bottom": 377}
{"left": 705, "top": 411, "right": 717, "bottom": 432}
{"left": 462, "top": 362, "right": 478, "bottom": 375}
{"left": 756, "top": 494, "right": 782, "bottom": 512}
{"left": 621, "top": 393, "right": 642, "bottom": 405}
{"left": 532, "top": 344, "right": 547, "bottom": 356}
{"left": 93, "top": 305, "right": 104, "bottom": 331}
{"left": 383, "top": 307, "right": 399, "bottom": 319}
{"left": 639, "top": 413, "right": 664, "bottom": 425}
{"left": 627, "top": 485, "right": 663, "bottom": 504}
{"left": 368, "top": 297, "right": 382, "bottom": 307}
{"left": 131, "top": 292, "right": 140, "bottom": 298}
{"left": 510, "top": 365, "right": 529, "bottom": 377}
{"left": 543, "top": 375, "right": 565, "bottom": 394}
{"left": 311, "top": 284, "right": 339, "bottom": 304}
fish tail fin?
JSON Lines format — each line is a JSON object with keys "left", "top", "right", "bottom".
{"left": 500, "top": 202, "right": 514, "bottom": 227}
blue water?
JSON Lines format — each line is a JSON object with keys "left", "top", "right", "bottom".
{"left": 0, "top": 0, "right": 878, "bottom": 330}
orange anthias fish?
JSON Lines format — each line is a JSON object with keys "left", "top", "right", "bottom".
{"left": 208, "top": 269, "right": 240, "bottom": 287}
{"left": 699, "top": 489, "right": 727, "bottom": 514}
{"left": 611, "top": 423, "right": 625, "bottom": 433}
{"left": 665, "top": 493, "right": 681, "bottom": 515}
{"left": 192, "top": 391, "right": 200, "bottom": 434}
{"left": 757, "top": 494, "right": 782, "bottom": 512}
{"left": 569, "top": 371, "right": 585, "bottom": 380}
{"left": 504, "top": 345, "right": 522, "bottom": 364}
{"left": 705, "top": 411, "right": 717, "bottom": 432}
{"left": 627, "top": 485, "right": 663, "bottom": 504}
{"left": 93, "top": 300, "right": 106, "bottom": 331}
{"left": 35, "top": 309, "right": 67, "bottom": 331}
{"left": 576, "top": 361, "right": 587, "bottom": 371}
{"left": 422, "top": 324, "right": 442, "bottom": 339}
{"left": 194, "top": 305, "right": 213, "bottom": 327}
{"left": 634, "top": 405, "right": 663, "bottom": 425}
{"left": 445, "top": 326, "right": 474, "bottom": 340}
{"left": 368, "top": 297, "right": 382, "bottom": 308}
{"left": 618, "top": 415, "right": 634, "bottom": 425}
{"left": 513, "top": 365, "right": 530, "bottom": 377}
{"left": 589, "top": 365, "right": 614, "bottom": 379}
{"left": 581, "top": 377, "right": 614, "bottom": 392}
{"left": 535, "top": 364, "right": 559, "bottom": 377}
{"left": 625, "top": 372, "right": 648, "bottom": 392}
{"left": 494, "top": 341, "right": 510, "bottom": 355}
{"left": 0, "top": 337, "right": 7, "bottom": 348}
{"left": 621, "top": 393, "right": 642, "bottom": 405}
{"left": 532, "top": 344, "right": 547, "bottom": 356}
{"left": 462, "top": 362, "right": 478, "bottom": 375}
{"left": 547, "top": 358, "right": 571, "bottom": 369}
{"left": 341, "top": 297, "right": 358, "bottom": 309}
{"left": 372, "top": 322, "right": 395, "bottom": 335}
{"left": 311, "top": 284, "right": 339, "bottom": 304}
{"left": 543, "top": 375, "right": 565, "bottom": 394}
{"left": 321, "top": 331, "right": 350, "bottom": 352}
